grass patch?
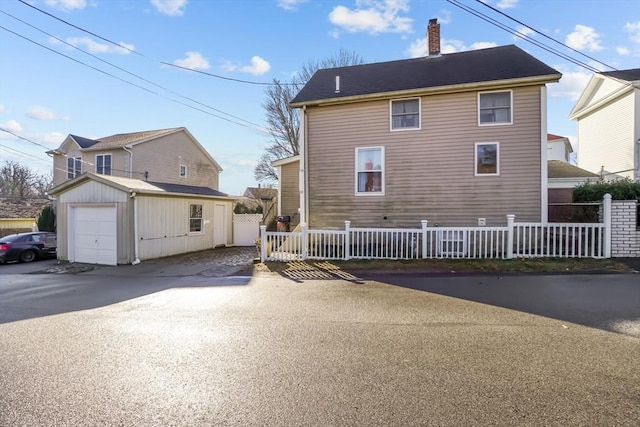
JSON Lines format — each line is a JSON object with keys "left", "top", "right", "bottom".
{"left": 262, "top": 257, "right": 631, "bottom": 275}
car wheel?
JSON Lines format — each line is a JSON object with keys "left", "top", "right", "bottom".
{"left": 20, "top": 250, "right": 36, "bottom": 263}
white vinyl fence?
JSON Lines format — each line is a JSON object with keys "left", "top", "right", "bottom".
{"left": 259, "top": 196, "right": 613, "bottom": 262}
{"left": 233, "top": 214, "right": 263, "bottom": 246}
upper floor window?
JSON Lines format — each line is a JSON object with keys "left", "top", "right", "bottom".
{"left": 355, "top": 147, "right": 384, "bottom": 195}
{"left": 189, "top": 204, "right": 203, "bottom": 233}
{"left": 96, "top": 154, "right": 112, "bottom": 175}
{"left": 390, "top": 98, "right": 420, "bottom": 130}
{"left": 67, "top": 157, "right": 81, "bottom": 179}
{"left": 478, "top": 91, "right": 512, "bottom": 125}
{"left": 475, "top": 142, "right": 499, "bottom": 176}
{"left": 180, "top": 164, "right": 187, "bottom": 178}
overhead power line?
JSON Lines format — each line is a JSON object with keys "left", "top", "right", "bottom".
{"left": 472, "top": 0, "right": 617, "bottom": 71}
{"left": 16, "top": 0, "right": 291, "bottom": 86}
{"left": 1, "top": 10, "right": 265, "bottom": 130}
{"left": 444, "top": 0, "right": 611, "bottom": 74}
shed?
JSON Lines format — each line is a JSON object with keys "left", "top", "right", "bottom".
{"left": 48, "top": 173, "right": 233, "bottom": 265}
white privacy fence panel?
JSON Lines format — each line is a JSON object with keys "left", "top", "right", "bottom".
{"left": 233, "top": 214, "right": 263, "bottom": 246}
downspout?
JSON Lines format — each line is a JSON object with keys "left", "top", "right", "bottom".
{"left": 129, "top": 190, "right": 141, "bottom": 265}
{"left": 299, "top": 105, "right": 308, "bottom": 226}
{"left": 540, "top": 86, "right": 548, "bottom": 223}
{"left": 122, "top": 145, "right": 133, "bottom": 178}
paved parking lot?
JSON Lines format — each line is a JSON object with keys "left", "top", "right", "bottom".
{"left": 1, "top": 264, "right": 638, "bottom": 426}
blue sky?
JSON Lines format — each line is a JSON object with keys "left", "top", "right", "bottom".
{"left": 0, "top": 0, "right": 638, "bottom": 195}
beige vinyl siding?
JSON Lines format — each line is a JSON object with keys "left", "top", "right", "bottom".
{"left": 280, "top": 160, "right": 300, "bottom": 226}
{"left": 53, "top": 141, "right": 83, "bottom": 186}
{"left": 306, "top": 86, "right": 543, "bottom": 228}
{"left": 131, "top": 133, "right": 220, "bottom": 189}
{"left": 577, "top": 91, "right": 634, "bottom": 178}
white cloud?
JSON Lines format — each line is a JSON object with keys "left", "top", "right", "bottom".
{"left": 62, "top": 37, "right": 134, "bottom": 55}
{"left": 437, "top": 9, "right": 451, "bottom": 25}
{"left": 407, "top": 37, "right": 497, "bottom": 57}
{"left": 497, "top": 0, "right": 518, "bottom": 9}
{"left": 0, "top": 120, "right": 22, "bottom": 133}
{"left": 329, "top": 0, "right": 412, "bottom": 35}
{"left": 624, "top": 21, "right": 640, "bottom": 44}
{"left": 151, "top": 0, "right": 188, "bottom": 17}
{"left": 173, "top": 51, "right": 210, "bottom": 70}
{"left": 44, "top": 0, "right": 87, "bottom": 12}
{"left": 0, "top": 104, "right": 6, "bottom": 113}
{"left": 514, "top": 25, "right": 534, "bottom": 41}
{"left": 549, "top": 68, "right": 591, "bottom": 101}
{"left": 565, "top": 25, "right": 603, "bottom": 51}
{"left": 41, "top": 132, "right": 66, "bottom": 145}
{"left": 26, "top": 106, "right": 68, "bottom": 121}
{"left": 617, "top": 46, "right": 630, "bottom": 56}
{"left": 239, "top": 56, "right": 271, "bottom": 75}
{"left": 277, "top": 0, "right": 307, "bottom": 11}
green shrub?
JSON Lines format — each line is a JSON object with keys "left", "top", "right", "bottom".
{"left": 573, "top": 179, "right": 640, "bottom": 202}
{"left": 36, "top": 205, "right": 56, "bottom": 232}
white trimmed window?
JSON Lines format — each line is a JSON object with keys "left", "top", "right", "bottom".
{"left": 96, "top": 154, "right": 112, "bottom": 175}
{"left": 355, "top": 147, "right": 384, "bottom": 195}
{"left": 475, "top": 142, "right": 499, "bottom": 176}
{"left": 67, "top": 157, "right": 81, "bottom": 179}
{"left": 478, "top": 90, "right": 512, "bottom": 125}
{"left": 189, "top": 204, "right": 203, "bottom": 233}
{"left": 390, "top": 98, "right": 420, "bottom": 130}
{"left": 180, "top": 164, "right": 187, "bottom": 178}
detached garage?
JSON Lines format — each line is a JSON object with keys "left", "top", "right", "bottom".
{"left": 49, "top": 173, "right": 233, "bottom": 265}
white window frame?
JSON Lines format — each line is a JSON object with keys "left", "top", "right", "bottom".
{"left": 67, "top": 157, "right": 81, "bottom": 179}
{"left": 189, "top": 203, "right": 204, "bottom": 234}
{"left": 475, "top": 142, "right": 500, "bottom": 176}
{"left": 355, "top": 146, "right": 385, "bottom": 196}
{"left": 390, "top": 98, "right": 421, "bottom": 131}
{"left": 478, "top": 90, "right": 513, "bottom": 126}
{"left": 180, "top": 164, "right": 187, "bottom": 178}
{"left": 95, "top": 153, "right": 112, "bottom": 175}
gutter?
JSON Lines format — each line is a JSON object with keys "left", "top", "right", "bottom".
{"left": 129, "top": 190, "right": 141, "bottom": 265}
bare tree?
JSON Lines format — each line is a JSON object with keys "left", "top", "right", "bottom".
{"left": 255, "top": 49, "right": 365, "bottom": 183}
{"left": 0, "top": 161, "right": 52, "bottom": 197}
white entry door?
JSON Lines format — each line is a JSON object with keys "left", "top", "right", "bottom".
{"left": 71, "top": 206, "right": 117, "bottom": 265}
{"left": 213, "top": 203, "right": 226, "bottom": 247}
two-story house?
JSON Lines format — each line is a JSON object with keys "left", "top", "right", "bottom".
{"left": 288, "top": 19, "right": 561, "bottom": 228}
{"left": 569, "top": 68, "right": 640, "bottom": 180}
{"left": 49, "top": 127, "right": 222, "bottom": 189}
{"left": 48, "top": 127, "right": 233, "bottom": 265}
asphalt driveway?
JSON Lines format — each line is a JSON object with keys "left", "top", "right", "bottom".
{"left": 1, "top": 266, "right": 639, "bottom": 426}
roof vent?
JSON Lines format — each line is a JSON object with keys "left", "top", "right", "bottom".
{"left": 335, "top": 75, "right": 340, "bottom": 93}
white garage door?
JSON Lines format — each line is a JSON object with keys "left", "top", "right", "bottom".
{"left": 72, "top": 206, "right": 117, "bottom": 265}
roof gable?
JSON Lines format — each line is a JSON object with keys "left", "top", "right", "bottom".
{"left": 291, "top": 45, "right": 561, "bottom": 106}
{"left": 569, "top": 68, "right": 639, "bottom": 119}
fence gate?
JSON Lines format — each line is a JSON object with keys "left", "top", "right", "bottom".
{"left": 233, "top": 214, "right": 263, "bottom": 246}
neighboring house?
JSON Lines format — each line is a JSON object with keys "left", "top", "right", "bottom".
{"left": 0, "top": 197, "right": 51, "bottom": 237}
{"left": 568, "top": 68, "right": 640, "bottom": 180}
{"left": 242, "top": 186, "right": 278, "bottom": 224}
{"left": 48, "top": 127, "right": 223, "bottom": 189}
{"left": 547, "top": 133, "right": 573, "bottom": 163}
{"left": 48, "top": 173, "right": 233, "bottom": 265}
{"left": 547, "top": 160, "right": 599, "bottom": 222}
{"left": 272, "top": 156, "right": 300, "bottom": 228}
{"left": 289, "top": 19, "right": 561, "bottom": 228}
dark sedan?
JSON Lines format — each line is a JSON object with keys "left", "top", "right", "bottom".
{"left": 0, "top": 232, "right": 57, "bottom": 263}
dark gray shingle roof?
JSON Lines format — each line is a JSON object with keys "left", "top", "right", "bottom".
{"left": 600, "top": 68, "right": 640, "bottom": 82}
{"left": 291, "top": 45, "right": 561, "bottom": 105}
{"left": 147, "top": 181, "right": 228, "bottom": 197}
{"left": 70, "top": 135, "right": 99, "bottom": 148}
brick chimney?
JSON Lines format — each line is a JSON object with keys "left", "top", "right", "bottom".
{"left": 427, "top": 18, "right": 440, "bottom": 56}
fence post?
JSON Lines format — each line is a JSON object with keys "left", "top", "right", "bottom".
{"left": 300, "top": 223, "right": 308, "bottom": 260}
{"left": 421, "top": 220, "right": 428, "bottom": 259}
{"left": 506, "top": 214, "right": 515, "bottom": 259}
{"left": 603, "top": 193, "right": 612, "bottom": 258}
{"left": 260, "top": 225, "right": 267, "bottom": 262}
{"left": 344, "top": 220, "right": 351, "bottom": 261}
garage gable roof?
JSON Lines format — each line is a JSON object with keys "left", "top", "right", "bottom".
{"left": 49, "top": 173, "right": 230, "bottom": 199}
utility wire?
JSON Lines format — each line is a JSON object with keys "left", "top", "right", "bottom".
{"left": 0, "top": 143, "right": 51, "bottom": 163}
{"left": 16, "top": 0, "right": 291, "bottom": 86}
{"left": 1, "top": 10, "right": 266, "bottom": 130}
{"left": 0, "top": 127, "right": 94, "bottom": 167}
{"left": 472, "top": 0, "right": 617, "bottom": 71}
{"left": 445, "top": 0, "right": 603, "bottom": 73}
{"left": 0, "top": 25, "right": 269, "bottom": 133}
